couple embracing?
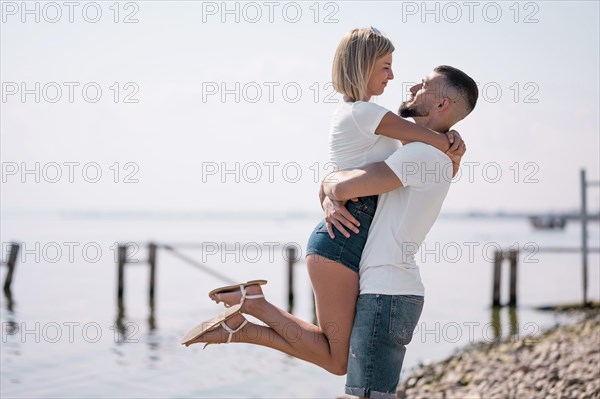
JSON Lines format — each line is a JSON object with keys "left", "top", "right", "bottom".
{"left": 182, "top": 27, "right": 478, "bottom": 399}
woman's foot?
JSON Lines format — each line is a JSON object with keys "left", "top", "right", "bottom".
{"left": 211, "top": 283, "right": 265, "bottom": 312}
{"left": 185, "top": 313, "right": 248, "bottom": 347}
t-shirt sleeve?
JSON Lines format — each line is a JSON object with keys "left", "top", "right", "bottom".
{"left": 351, "top": 101, "right": 390, "bottom": 136}
{"left": 384, "top": 143, "right": 453, "bottom": 187}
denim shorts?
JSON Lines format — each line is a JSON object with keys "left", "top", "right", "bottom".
{"left": 305, "top": 195, "right": 378, "bottom": 273}
{"left": 345, "top": 294, "right": 424, "bottom": 399}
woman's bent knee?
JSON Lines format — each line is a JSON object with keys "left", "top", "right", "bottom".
{"left": 328, "top": 359, "right": 348, "bottom": 376}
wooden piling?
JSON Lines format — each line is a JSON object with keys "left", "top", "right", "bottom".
{"left": 286, "top": 246, "right": 296, "bottom": 314}
{"left": 148, "top": 243, "right": 157, "bottom": 305}
{"left": 508, "top": 249, "right": 518, "bottom": 307}
{"left": 492, "top": 250, "right": 502, "bottom": 307}
{"left": 117, "top": 244, "right": 127, "bottom": 301}
{"left": 581, "top": 169, "right": 589, "bottom": 306}
{"left": 3, "top": 243, "right": 20, "bottom": 293}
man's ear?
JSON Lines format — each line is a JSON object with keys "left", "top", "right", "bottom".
{"left": 436, "top": 98, "right": 451, "bottom": 112}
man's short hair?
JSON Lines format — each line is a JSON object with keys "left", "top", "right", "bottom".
{"left": 434, "top": 65, "right": 478, "bottom": 115}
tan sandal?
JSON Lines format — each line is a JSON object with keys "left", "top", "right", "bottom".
{"left": 209, "top": 279, "right": 267, "bottom": 308}
{"left": 181, "top": 304, "right": 243, "bottom": 347}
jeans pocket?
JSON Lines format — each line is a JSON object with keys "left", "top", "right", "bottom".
{"left": 314, "top": 220, "right": 329, "bottom": 234}
{"left": 344, "top": 201, "right": 363, "bottom": 219}
{"left": 347, "top": 197, "right": 377, "bottom": 220}
{"left": 388, "top": 296, "right": 424, "bottom": 345}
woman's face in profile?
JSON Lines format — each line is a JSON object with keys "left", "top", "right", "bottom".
{"left": 366, "top": 52, "right": 394, "bottom": 99}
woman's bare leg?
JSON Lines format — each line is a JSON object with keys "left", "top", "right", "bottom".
{"left": 191, "top": 255, "right": 358, "bottom": 375}
{"left": 186, "top": 313, "right": 336, "bottom": 369}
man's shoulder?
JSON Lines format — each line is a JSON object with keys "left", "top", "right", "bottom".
{"left": 385, "top": 142, "right": 453, "bottom": 188}
{"left": 389, "top": 142, "right": 452, "bottom": 167}
{"left": 402, "top": 142, "right": 450, "bottom": 159}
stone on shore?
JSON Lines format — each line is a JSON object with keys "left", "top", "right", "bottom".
{"left": 397, "top": 313, "right": 600, "bottom": 399}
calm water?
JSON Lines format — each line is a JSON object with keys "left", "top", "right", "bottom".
{"left": 1, "top": 214, "right": 599, "bottom": 398}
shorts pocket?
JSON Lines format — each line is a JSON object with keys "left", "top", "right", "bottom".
{"left": 314, "top": 220, "right": 329, "bottom": 234}
{"left": 388, "top": 296, "right": 424, "bottom": 345}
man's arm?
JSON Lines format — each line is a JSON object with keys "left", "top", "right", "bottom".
{"left": 322, "top": 140, "right": 466, "bottom": 203}
{"left": 323, "top": 162, "right": 403, "bottom": 202}
{"left": 318, "top": 183, "right": 326, "bottom": 210}
{"left": 320, "top": 142, "right": 466, "bottom": 237}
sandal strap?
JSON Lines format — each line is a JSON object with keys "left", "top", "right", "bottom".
{"left": 244, "top": 294, "right": 264, "bottom": 299}
{"left": 215, "top": 283, "right": 265, "bottom": 308}
{"left": 222, "top": 319, "right": 248, "bottom": 343}
{"left": 238, "top": 285, "right": 264, "bottom": 306}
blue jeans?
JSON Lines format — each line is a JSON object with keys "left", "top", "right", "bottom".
{"left": 305, "top": 195, "right": 378, "bottom": 273}
{"left": 345, "top": 294, "right": 424, "bottom": 399}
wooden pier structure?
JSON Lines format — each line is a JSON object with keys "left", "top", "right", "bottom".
{"left": 1, "top": 242, "right": 20, "bottom": 294}
{"left": 1, "top": 170, "right": 597, "bottom": 320}
{"left": 115, "top": 242, "right": 311, "bottom": 321}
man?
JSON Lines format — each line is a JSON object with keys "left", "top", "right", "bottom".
{"left": 321, "top": 65, "right": 478, "bottom": 399}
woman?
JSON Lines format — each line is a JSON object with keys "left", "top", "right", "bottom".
{"left": 181, "top": 27, "right": 461, "bottom": 375}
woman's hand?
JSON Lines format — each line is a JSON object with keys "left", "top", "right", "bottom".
{"left": 321, "top": 196, "right": 360, "bottom": 239}
{"left": 445, "top": 130, "right": 464, "bottom": 152}
{"left": 445, "top": 130, "right": 467, "bottom": 177}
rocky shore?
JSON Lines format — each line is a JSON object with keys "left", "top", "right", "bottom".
{"left": 397, "top": 310, "right": 600, "bottom": 399}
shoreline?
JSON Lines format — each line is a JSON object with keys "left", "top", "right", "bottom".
{"left": 397, "top": 307, "right": 600, "bottom": 399}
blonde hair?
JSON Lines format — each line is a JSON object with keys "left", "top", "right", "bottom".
{"left": 332, "top": 28, "right": 394, "bottom": 102}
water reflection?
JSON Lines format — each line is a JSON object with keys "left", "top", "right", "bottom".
{"left": 114, "top": 296, "right": 160, "bottom": 363}
{"left": 1, "top": 287, "right": 20, "bottom": 379}
{"left": 3, "top": 287, "right": 15, "bottom": 314}
{"left": 1, "top": 244, "right": 19, "bottom": 362}
{"left": 148, "top": 297, "right": 156, "bottom": 332}
{"left": 2, "top": 288, "right": 18, "bottom": 339}
{"left": 490, "top": 306, "right": 519, "bottom": 341}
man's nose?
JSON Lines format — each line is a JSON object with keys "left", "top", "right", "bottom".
{"left": 410, "top": 84, "right": 420, "bottom": 94}
{"left": 388, "top": 69, "right": 394, "bottom": 80}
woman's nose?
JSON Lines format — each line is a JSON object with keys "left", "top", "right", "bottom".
{"left": 388, "top": 69, "right": 394, "bottom": 80}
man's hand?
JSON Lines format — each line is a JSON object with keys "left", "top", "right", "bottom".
{"left": 321, "top": 196, "right": 360, "bottom": 239}
{"left": 445, "top": 130, "right": 467, "bottom": 177}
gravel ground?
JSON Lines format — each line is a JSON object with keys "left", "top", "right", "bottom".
{"left": 396, "top": 311, "right": 600, "bottom": 399}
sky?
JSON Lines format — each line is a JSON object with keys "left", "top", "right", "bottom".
{"left": 1, "top": 0, "right": 599, "bottom": 216}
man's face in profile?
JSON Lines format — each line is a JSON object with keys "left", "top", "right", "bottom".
{"left": 399, "top": 72, "right": 457, "bottom": 118}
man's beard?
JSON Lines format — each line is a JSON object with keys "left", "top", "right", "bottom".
{"left": 399, "top": 100, "right": 430, "bottom": 118}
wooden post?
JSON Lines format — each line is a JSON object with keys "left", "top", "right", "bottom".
{"left": 286, "top": 246, "right": 296, "bottom": 314}
{"left": 508, "top": 249, "right": 518, "bottom": 307}
{"left": 3, "top": 243, "right": 20, "bottom": 293}
{"left": 492, "top": 250, "right": 502, "bottom": 307}
{"left": 116, "top": 293, "right": 125, "bottom": 338}
{"left": 148, "top": 243, "right": 157, "bottom": 306}
{"left": 117, "top": 244, "right": 127, "bottom": 301}
{"left": 148, "top": 297, "right": 156, "bottom": 331}
{"left": 581, "top": 169, "right": 589, "bottom": 306}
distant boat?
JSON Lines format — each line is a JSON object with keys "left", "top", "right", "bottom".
{"left": 529, "top": 215, "right": 567, "bottom": 230}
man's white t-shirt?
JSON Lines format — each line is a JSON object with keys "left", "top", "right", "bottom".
{"left": 329, "top": 101, "right": 399, "bottom": 169}
{"left": 359, "top": 142, "right": 453, "bottom": 296}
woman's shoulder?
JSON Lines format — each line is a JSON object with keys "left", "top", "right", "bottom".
{"left": 351, "top": 100, "right": 390, "bottom": 112}
{"left": 349, "top": 101, "right": 391, "bottom": 123}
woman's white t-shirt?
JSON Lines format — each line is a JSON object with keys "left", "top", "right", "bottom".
{"left": 329, "top": 101, "right": 399, "bottom": 169}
